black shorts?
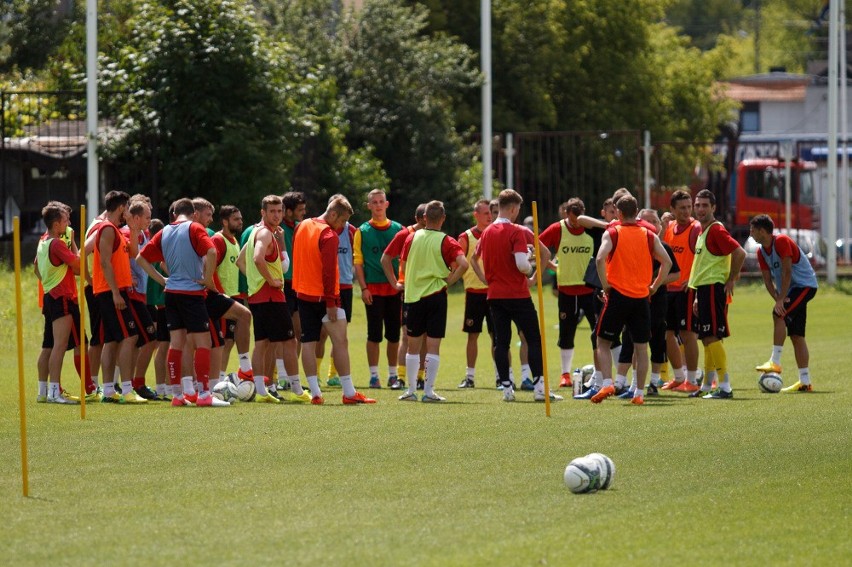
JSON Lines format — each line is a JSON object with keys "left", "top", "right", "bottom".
{"left": 148, "top": 305, "right": 170, "bottom": 342}
{"left": 284, "top": 280, "right": 298, "bottom": 316}
{"left": 249, "top": 301, "right": 294, "bottom": 342}
{"left": 208, "top": 318, "right": 226, "bottom": 347}
{"left": 129, "top": 297, "right": 155, "bottom": 347}
{"left": 297, "top": 299, "right": 329, "bottom": 343}
{"left": 365, "top": 292, "right": 402, "bottom": 343}
{"left": 691, "top": 284, "right": 729, "bottom": 340}
{"left": 462, "top": 291, "right": 493, "bottom": 334}
{"left": 85, "top": 285, "right": 103, "bottom": 346}
{"left": 205, "top": 291, "right": 236, "bottom": 321}
{"left": 406, "top": 291, "right": 448, "bottom": 339}
{"left": 557, "top": 292, "right": 596, "bottom": 350}
{"left": 596, "top": 289, "right": 651, "bottom": 344}
{"left": 665, "top": 290, "right": 694, "bottom": 333}
{"left": 780, "top": 287, "right": 817, "bottom": 337}
{"left": 165, "top": 292, "right": 210, "bottom": 334}
{"left": 96, "top": 290, "right": 141, "bottom": 344}
{"left": 41, "top": 295, "right": 82, "bottom": 351}
{"left": 340, "top": 287, "right": 354, "bottom": 323}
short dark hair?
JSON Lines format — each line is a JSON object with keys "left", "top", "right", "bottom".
{"left": 149, "top": 218, "right": 165, "bottom": 236}
{"left": 425, "top": 200, "right": 444, "bottom": 222}
{"left": 192, "top": 197, "right": 214, "bottom": 214}
{"left": 104, "top": 190, "right": 130, "bottom": 212}
{"left": 219, "top": 205, "right": 240, "bottom": 221}
{"left": 282, "top": 191, "right": 306, "bottom": 212}
{"left": 566, "top": 197, "right": 585, "bottom": 217}
{"left": 497, "top": 189, "right": 523, "bottom": 208}
{"left": 670, "top": 189, "right": 691, "bottom": 208}
{"left": 42, "top": 201, "right": 67, "bottom": 229}
{"left": 415, "top": 203, "right": 427, "bottom": 220}
{"left": 750, "top": 214, "right": 774, "bottom": 233}
{"left": 695, "top": 189, "right": 716, "bottom": 206}
{"left": 262, "top": 194, "right": 282, "bottom": 210}
{"left": 616, "top": 195, "right": 638, "bottom": 218}
{"left": 171, "top": 198, "right": 194, "bottom": 217}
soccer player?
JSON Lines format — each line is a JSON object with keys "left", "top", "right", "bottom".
{"left": 292, "top": 195, "right": 376, "bottom": 405}
{"left": 539, "top": 197, "right": 598, "bottom": 389}
{"left": 315, "top": 194, "right": 357, "bottom": 387}
{"left": 661, "top": 189, "right": 703, "bottom": 392}
{"left": 396, "top": 200, "right": 467, "bottom": 402}
{"left": 380, "top": 203, "right": 428, "bottom": 389}
{"left": 281, "top": 191, "right": 307, "bottom": 351}
{"left": 749, "top": 214, "right": 818, "bottom": 392}
{"left": 92, "top": 190, "right": 149, "bottom": 404}
{"left": 34, "top": 202, "right": 82, "bottom": 404}
{"left": 137, "top": 197, "right": 229, "bottom": 407}
{"left": 144, "top": 218, "right": 172, "bottom": 400}
{"left": 687, "top": 189, "right": 746, "bottom": 399}
{"left": 471, "top": 189, "right": 560, "bottom": 402}
{"left": 354, "top": 189, "right": 405, "bottom": 388}
{"left": 591, "top": 195, "right": 671, "bottom": 405}
{"left": 457, "top": 199, "right": 493, "bottom": 389}
{"left": 121, "top": 196, "right": 158, "bottom": 400}
{"left": 238, "top": 194, "right": 299, "bottom": 403}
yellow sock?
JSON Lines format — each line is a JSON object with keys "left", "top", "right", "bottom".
{"left": 706, "top": 340, "right": 727, "bottom": 378}
{"left": 316, "top": 357, "right": 324, "bottom": 377}
{"left": 328, "top": 358, "right": 337, "bottom": 379}
{"left": 659, "top": 362, "right": 669, "bottom": 381}
{"left": 417, "top": 369, "right": 425, "bottom": 380}
{"left": 397, "top": 365, "right": 406, "bottom": 379}
{"left": 703, "top": 346, "right": 714, "bottom": 387}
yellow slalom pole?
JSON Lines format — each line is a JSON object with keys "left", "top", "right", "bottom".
{"left": 14, "top": 217, "right": 29, "bottom": 496}
{"left": 79, "top": 205, "right": 87, "bottom": 420}
{"left": 531, "top": 202, "right": 551, "bottom": 417}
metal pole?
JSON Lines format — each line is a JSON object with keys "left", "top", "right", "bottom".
{"left": 828, "top": 0, "right": 840, "bottom": 284}
{"left": 643, "top": 130, "right": 652, "bottom": 211}
{"left": 842, "top": 0, "right": 851, "bottom": 263}
{"left": 783, "top": 140, "right": 792, "bottom": 230}
{"left": 505, "top": 133, "right": 515, "bottom": 189}
{"left": 481, "top": 0, "right": 492, "bottom": 200}
{"left": 86, "top": 0, "right": 99, "bottom": 223}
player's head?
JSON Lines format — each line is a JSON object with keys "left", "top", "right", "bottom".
{"left": 638, "top": 208, "right": 661, "bottom": 234}
{"left": 261, "top": 194, "right": 284, "bottom": 226}
{"left": 565, "top": 197, "right": 585, "bottom": 220}
{"left": 192, "top": 197, "right": 215, "bottom": 228}
{"left": 749, "top": 214, "right": 775, "bottom": 245}
{"left": 171, "top": 198, "right": 194, "bottom": 218}
{"left": 670, "top": 189, "right": 693, "bottom": 223}
{"left": 366, "top": 189, "right": 389, "bottom": 220}
{"left": 473, "top": 199, "right": 492, "bottom": 227}
{"left": 694, "top": 189, "right": 716, "bottom": 223}
{"left": 489, "top": 199, "right": 499, "bottom": 219}
{"left": 497, "top": 189, "right": 523, "bottom": 222}
{"left": 104, "top": 191, "right": 130, "bottom": 223}
{"left": 219, "top": 205, "right": 243, "bottom": 234}
{"left": 149, "top": 218, "right": 165, "bottom": 236}
{"left": 616, "top": 195, "right": 638, "bottom": 220}
{"left": 282, "top": 191, "right": 307, "bottom": 222}
{"left": 612, "top": 187, "right": 632, "bottom": 206}
{"left": 425, "top": 200, "right": 445, "bottom": 227}
{"left": 128, "top": 196, "right": 152, "bottom": 230}
{"left": 326, "top": 195, "right": 354, "bottom": 230}
{"left": 600, "top": 198, "right": 617, "bottom": 221}
{"left": 41, "top": 201, "right": 68, "bottom": 231}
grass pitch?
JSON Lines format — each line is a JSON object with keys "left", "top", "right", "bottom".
{"left": 1, "top": 269, "right": 850, "bottom": 566}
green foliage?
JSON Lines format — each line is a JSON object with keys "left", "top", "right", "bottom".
{"left": 0, "top": 0, "right": 75, "bottom": 73}
{"left": 336, "top": 0, "right": 481, "bottom": 234}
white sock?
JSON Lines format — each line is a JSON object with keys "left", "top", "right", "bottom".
{"left": 181, "top": 376, "right": 196, "bottom": 396}
{"left": 674, "top": 368, "right": 685, "bottom": 381}
{"left": 238, "top": 354, "right": 251, "bottom": 373}
{"left": 388, "top": 365, "right": 398, "bottom": 379}
{"left": 121, "top": 380, "right": 133, "bottom": 395}
{"left": 219, "top": 371, "right": 227, "bottom": 381}
{"left": 209, "top": 376, "right": 220, "bottom": 389}
{"left": 601, "top": 378, "right": 614, "bottom": 387}
{"left": 48, "top": 382, "right": 60, "bottom": 398}
{"left": 593, "top": 370, "right": 604, "bottom": 387}
{"left": 614, "top": 374, "right": 627, "bottom": 389}
{"left": 253, "top": 375, "right": 268, "bottom": 396}
{"left": 406, "top": 354, "right": 419, "bottom": 395}
{"left": 276, "top": 359, "right": 286, "bottom": 379}
{"left": 38, "top": 381, "right": 48, "bottom": 397}
{"left": 424, "top": 354, "right": 439, "bottom": 396}
{"left": 156, "top": 383, "right": 166, "bottom": 397}
{"left": 633, "top": 389, "right": 643, "bottom": 399}
{"left": 560, "top": 348, "right": 574, "bottom": 375}
{"left": 629, "top": 376, "right": 637, "bottom": 390}
{"left": 90, "top": 375, "right": 99, "bottom": 387}
{"left": 687, "top": 370, "right": 698, "bottom": 384}
{"left": 521, "top": 364, "right": 531, "bottom": 381}
{"left": 113, "top": 368, "right": 120, "bottom": 383}
{"left": 534, "top": 377, "right": 545, "bottom": 395}
{"left": 720, "top": 373, "right": 732, "bottom": 392}
{"left": 509, "top": 367, "right": 516, "bottom": 384}
{"left": 288, "top": 375, "right": 304, "bottom": 395}
{"left": 771, "top": 345, "right": 783, "bottom": 366}
{"left": 466, "top": 367, "right": 475, "bottom": 378}
{"left": 307, "top": 376, "right": 322, "bottom": 398}
{"left": 650, "top": 372, "right": 661, "bottom": 386}
{"left": 610, "top": 345, "right": 622, "bottom": 369}
{"left": 798, "top": 367, "right": 811, "bottom": 385}
{"left": 369, "top": 365, "right": 379, "bottom": 378}
{"left": 340, "top": 375, "right": 356, "bottom": 398}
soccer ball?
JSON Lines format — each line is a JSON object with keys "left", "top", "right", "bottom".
{"left": 236, "top": 380, "right": 256, "bottom": 402}
{"left": 585, "top": 453, "right": 615, "bottom": 490}
{"left": 212, "top": 381, "right": 238, "bottom": 402}
{"left": 758, "top": 372, "right": 783, "bottom": 393}
{"left": 564, "top": 457, "right": 601, "bottom": 494}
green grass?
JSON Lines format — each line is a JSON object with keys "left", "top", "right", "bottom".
{"left": 1, "top": 269, "right": 850, "bottom": 566}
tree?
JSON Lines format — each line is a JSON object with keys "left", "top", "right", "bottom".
{"left": 0, "top": 0, "right": 75, "bottom": 73}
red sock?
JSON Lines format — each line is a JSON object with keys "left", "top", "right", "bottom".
{"left": 167, "top": 349, "right": 182, "bottom": 386}
{"left": 194, "top": 348, "right": 211, "bottom": 392}
{"left": 131, "top": 376, "right": 145, "bottom": 389}
{"left": 74, "top": 354, "right": 96, "bottom": 394}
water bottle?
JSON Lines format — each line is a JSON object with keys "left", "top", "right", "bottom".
{"left": 572, "top": 368, "right": 582, "bottom": 397}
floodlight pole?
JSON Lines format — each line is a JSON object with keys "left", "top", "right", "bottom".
{"left": 481, "top": 0, "right": 492, "bottom": 200}
{"left": 828, "top": 0, "right": 839, "bottom": 284}
{"left": 86, "top": 0, "right": 99, "bottom": 223}
{"left": 782, "top": 140, "right": 792, "bottom": 231}
{"left": 643, "top": 131, "right": 652, "bottom": 211}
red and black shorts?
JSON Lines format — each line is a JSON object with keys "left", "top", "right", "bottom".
{"left": 148, "top": 304, "right": 170, "bottom": 342}
{"left": 596, "top": 288, "right": 651, "bottom": 344}
{"left": 780, "top": 287, "right": 817, "bottom": 337}
{"left": 95, "top": 290, "right": 141, "bottom": 344}
{"left": 691, "top": 284, "right": 730, "bottom": 340}
{"left": 284, "top": 280, "right": 298, "bottom": 317}
{"left": 462, "top": 291, "right": 493, "bottom": 335}
{"left": 665, "top": 290, "right": 693, "bottom": 334}
{"left": 129, "top": 297, "right": 155, "bottom": 347}
{"left": 41, "top": 295, "right": 83, "bottom": 351}
{"left": 339, "top": 287, "right": 354, "bottom": 323}
{"left": 85, "top": 285, "right": 103, "bottom": 346}
{"left": 165, "top": 292, "right": 210, "bottom": 334}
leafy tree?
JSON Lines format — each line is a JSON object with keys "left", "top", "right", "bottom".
{"left": 0, "top": 0, "right": 75, "bottom": 73}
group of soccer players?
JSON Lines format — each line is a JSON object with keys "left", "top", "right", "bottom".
{"left": 34, "top": 182, "right": 818, "bottom": 406}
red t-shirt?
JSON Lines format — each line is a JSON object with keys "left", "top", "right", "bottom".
{"left": 757, "top": 234, "right": 801, "bottom": 270}
{"left": 475, "top": 221, "right": 533, "bottom": 299}
{"left": 384, "top": 225, "right": 416, "bottom": 259}
{"left": 400, "top": 231, "right": 464, "bottom": 266}
{"left": 456, "top": 226, "right": 485, "bottom": 255}
{"left": 140, "top": 221, "right": 214, "bottom": 297}
{"left": 45, "top": 238, "right": 79, "bottom": 300}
